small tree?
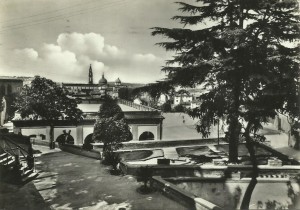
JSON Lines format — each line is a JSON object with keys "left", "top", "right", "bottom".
{"left": 160, "top": 101, "right": 172, "bottom": 112}
{"left": 133, "top": 82, "right": 174, "bottom": 108}
{"left": 137, "top": 166, "right": 153, "bottom": 193}
{"left": 173, "top": 104, "right": 185, "bottom": 113}
{"left": 14, "top": 76, "right": 82, "bottom": 148}
{"left": 93, "top": 96, "right": 132, "bottom": 159}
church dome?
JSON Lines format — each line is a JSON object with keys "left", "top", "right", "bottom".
{"left": 115, "top": 78, "right": 121, "bottom": 84}
{"left": 99, "top": 73, "right": 107, "bottom": 85}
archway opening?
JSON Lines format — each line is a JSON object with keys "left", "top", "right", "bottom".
{"left": 56, "top": 134, "right": 74, "bottom": 145}
{"left": 139, "top": 131, "right": 154, "bottom": 141}
{"left": 83, "top": 133, "right": 94, "bottom": 150}
{"left": 84, "top": 133, "right": 94, "bottom": 144}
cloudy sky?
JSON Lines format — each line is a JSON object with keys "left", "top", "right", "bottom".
{"left": 0, "top": 0, "right": 194, "bottom": 84}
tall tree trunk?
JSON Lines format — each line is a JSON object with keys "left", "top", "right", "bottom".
{"left": 228, "top": 84, "right": 241, "bottom": 163}
{"left": 240, "top": 123, "right": 258, "bottom": 210}
{"left": 228, "top": 114, "right": 240, "bottom": 162}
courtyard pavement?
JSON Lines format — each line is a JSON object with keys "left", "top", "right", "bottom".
{"left": 0, "top": 145, "right": 187, "bottom": 210}
{"left": 162, "top": 113, "right": 300, "bottom": 161}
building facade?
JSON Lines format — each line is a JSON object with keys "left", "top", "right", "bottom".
{"left": 11, "top": 66, "right": 164, "bottom": 144}
{"left": 12, "top": 100, "right": 164, "bottom": 144}
{"left": 0, "top": 76, "right": 34, "bottom": 125}
{"left": 62, "top": 65, "right": 126, "bottom": 100}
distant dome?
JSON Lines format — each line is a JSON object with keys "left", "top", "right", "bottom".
{"left": 99, "top": 73, "right": 107, "bottom": 85}
{"left": 115, "top": 78, "right": 121, "bottom": 84}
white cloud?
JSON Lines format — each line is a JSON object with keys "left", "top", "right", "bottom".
{"left": 133, "top": 53, "right": 157, "bottom": 63}
{"left": 2, "top": 32, "right": 165, "bottom": 83}
{"left": 14, "top": 48, "right": 38, "bottom": 60}
{"left": 57, "top": 32, "right": 121, "bottom": 59}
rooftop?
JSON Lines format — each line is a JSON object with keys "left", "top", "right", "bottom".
{"left": 0, "top": 76, "right": 27, "bottom": 81}
{"left": 77, "top": 103, "right": 140, "bottom": 113}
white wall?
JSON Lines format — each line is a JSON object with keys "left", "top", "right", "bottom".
{"left": 134, "top": 98, "right": 142, "bottom": 105}
{"left": 83, "top": 126, "right": 94, "bottom": 142}
{"left": 21, "top": 127, "right": 47, "bottom": 139}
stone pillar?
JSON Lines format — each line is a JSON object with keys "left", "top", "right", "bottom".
{"left": 157, "top": 125, "right": 161, "bottom": 140}
{"left": 46, "top": 126, "right": 51, "bottom": 142}
{"left": 159, "top": 122, "right": 163, "bottom": 140}
{"left": 76, "top": 126, "right": 83, "bottom": 145}
{"left": 131, "top": 125, "right": 138, "bottom": 141}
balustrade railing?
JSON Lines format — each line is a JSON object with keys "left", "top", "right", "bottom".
{"left": 118, "top": 99, "right": 160, "bottom": 112}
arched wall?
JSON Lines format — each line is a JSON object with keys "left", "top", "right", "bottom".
{"left": 138, "top": 125, "right": 157, "bottom": 141}
{"left": 54, "top": 127, "right": 77, "bottom": 143}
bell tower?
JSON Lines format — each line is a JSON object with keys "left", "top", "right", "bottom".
{"left": 88, "top": 64, "right": 93, "bottom": 84}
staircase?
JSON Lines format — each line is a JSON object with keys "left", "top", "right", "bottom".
{"left": 0, "top": 136, "right": 38, "bottom": 185}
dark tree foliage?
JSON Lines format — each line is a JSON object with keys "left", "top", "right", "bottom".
{"left": 118, "top": 87, "right": 135, "bottom": 101}
{"left": 160, "top": 101, "right": 172, "bottom": 112}
{"left": 98, "top": 96, "right": 124, "bottom": 120}
{"left": 173, "top": 104, "right": 185, "bottom": 113}
{"left": 14, "top": 76, "right": 82, "bottom": 143}
{"left": 132, "top": 81, "right": 174, "bottom": 104}
{"left": 5, "top": 93, "right": 19, "bottom": 120}
{"left": 93, "top": 96, "right": 132, "bottom": 154}
{"left": 0, "top": 95, "right": 3, "bottom": 112}
{"left": 152, "top": 1, "right": 299, "bottom": 209}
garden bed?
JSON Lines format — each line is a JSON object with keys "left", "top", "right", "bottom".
{"left": 115, "top": 149, "right": 164, "bottom": 161}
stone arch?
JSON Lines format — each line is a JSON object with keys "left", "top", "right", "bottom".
{"left": 139, "top": 131, "right": 154, "bottom": 141}
{"left": 84, "top": 133, "right": 93, "bottom": 144}
{"left": 56, "top": 133, "right": 74, "bottom": 145}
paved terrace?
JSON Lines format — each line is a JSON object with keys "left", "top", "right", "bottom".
{"left": 0, "top": 145, "right": 187, "bottom": 210}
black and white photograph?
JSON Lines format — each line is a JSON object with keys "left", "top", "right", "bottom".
{"left": 0, "top": 0, "right": 299, "bottom": 209}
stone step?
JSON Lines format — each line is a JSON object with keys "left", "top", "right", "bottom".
{"left": 0, "top": 153, "right": 8, "bottom": 159}
{"left": 22, "top": 172, "right": 38, "bottom": 184}
{"left": 0, "top": 156, "right": 14, "bottom": 165}
{"left": 20, "top": 165, "right": 27, "bottom": 172}
{"left": 22, "top": 169, "right": 33, "bottom": 177}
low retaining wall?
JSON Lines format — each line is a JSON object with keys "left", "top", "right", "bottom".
{"left": 32, "top": 139, "right": 59, "bottom": 148}
{"left": 165, "top": 176, "right": 300, "bottom": 209}
{"left": 92, "top": 138, "right": 226, "bottom": 150}
{"left": 151, "top": 176, "right": 221, "bottom": 210}
{"left": 257, "top": 142, "right": 300, "bottom": 165}
{"left": 120, "top": 162, "right": 300, "bottom": 178}
{"left": 59, "top": 144, "right": 101, "bottom": 159}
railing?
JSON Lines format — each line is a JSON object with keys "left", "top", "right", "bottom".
{"left": 0, "top": 135, "right": 35, "bottom": 170}
{"left": 1, "top": 136, "right": 30, "bottom": 158}
{"left": 118, "top": 99, "right": 160, "bottom": 112}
